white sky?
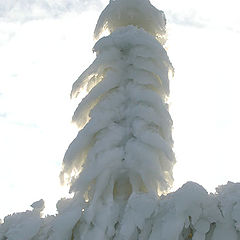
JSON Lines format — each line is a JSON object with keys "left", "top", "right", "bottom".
{"left": 0, "top": 0, "right": 240, "bottom": 219}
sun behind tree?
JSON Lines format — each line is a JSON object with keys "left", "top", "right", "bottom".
{"left": 1, "top": 1, "right": 240, "bottom": 240}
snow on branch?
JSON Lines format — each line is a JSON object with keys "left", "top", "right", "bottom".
{"left": 61, "top": 26, "right": 175, "bottom": 201}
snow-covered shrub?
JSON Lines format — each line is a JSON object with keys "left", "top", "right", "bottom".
{"left": 1, "top": 183, "right": 240, "bottom": 240}
{"left": 45, "top": 182, "right": 240, "bottom": 240}
{"left": 0, "top": 200, "right": 44, "bottom": 240}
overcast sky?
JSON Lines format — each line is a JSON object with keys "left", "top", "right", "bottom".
{"left": 0, "top": 0, "right": 240, "bottom": 219}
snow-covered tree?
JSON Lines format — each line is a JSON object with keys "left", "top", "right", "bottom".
{"left": 60, "top": 0, "right": 175, "bottom": 203}
{"left": 1, "top": 1, "right": 240, "bottom": 240}
{"left": 58, "top": 0, "right": 175, "bottom": 237}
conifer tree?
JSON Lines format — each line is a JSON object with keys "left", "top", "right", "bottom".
{"left": 2, "top": 1, "right": 240, "bottom": 240}
{"left": 58, "top": 0, "right": 175, "bottom": 238}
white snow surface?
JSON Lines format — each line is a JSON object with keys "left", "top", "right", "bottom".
{"left": 1, "top": 182, "right": 240, "bottom": 240}
{"left": 0, "top": 200, "right": 45, "bottom": 240}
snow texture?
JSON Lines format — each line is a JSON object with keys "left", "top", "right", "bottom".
{"left": 61, "top": 25, "right": 175, "bottom": 198}
{"left": 1, "top": 182, "right": 240, "bottom": 240}
{"left": 1, "top": 0, "right": 240, "bottom": 240}
{"left": 0, "top": 200, "right": 45, "bottom": 240}
{"left": 59, "top": 2, "right": 175, "bottom": 210}
{"left": 94, "top": 0, "right": 166, "bottom": 44}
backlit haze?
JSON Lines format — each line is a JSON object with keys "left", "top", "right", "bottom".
{"left": 0, "top": 0, "right": 240, "bottom": 219}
